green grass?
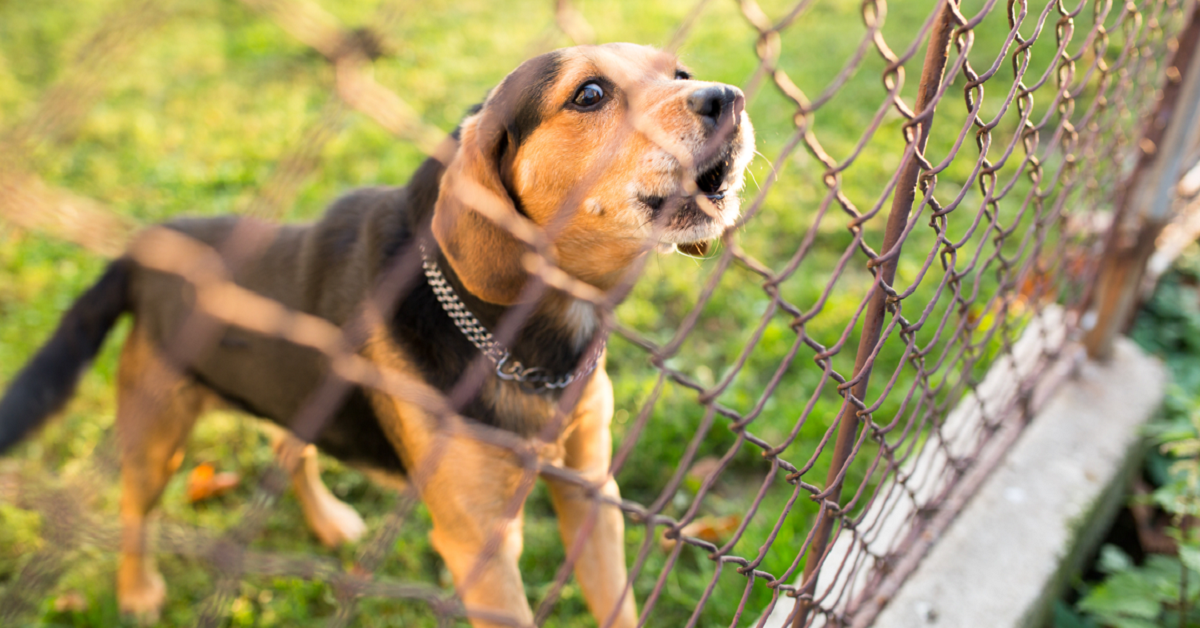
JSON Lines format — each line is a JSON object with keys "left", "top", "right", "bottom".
{"left": 0, "top": 0, "right": 1165, "bottom": 626}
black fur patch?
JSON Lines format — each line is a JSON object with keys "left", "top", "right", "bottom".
{"left": 487, "top": 51, "right": 563, "bottom": 217}
{"left": 504, "top": 51, "right": 562, "bottom": 149}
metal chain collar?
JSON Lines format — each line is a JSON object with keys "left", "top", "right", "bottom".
{"left": 419, "top": 243, "right": 604, "bottom": 391}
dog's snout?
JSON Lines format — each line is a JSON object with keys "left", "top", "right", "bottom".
{"left": 687, "top": 85, "right": 744, "bottom": 127}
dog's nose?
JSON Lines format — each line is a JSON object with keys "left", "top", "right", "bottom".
{"left": 688, "top": 85, "right": 744, "bottom": 128}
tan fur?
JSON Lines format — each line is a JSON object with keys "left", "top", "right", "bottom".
{"left": 433, "top": 114, "right": 537, "bottom": 305}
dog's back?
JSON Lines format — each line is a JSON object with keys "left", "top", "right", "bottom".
{"left": 0, "top": 185, "right": 413, "bottom": 463}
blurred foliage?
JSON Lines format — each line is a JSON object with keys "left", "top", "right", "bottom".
{"left": 1057, "top": 250, "right": 1200, "bottom": 628}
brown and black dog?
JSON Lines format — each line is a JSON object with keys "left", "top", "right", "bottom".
{"left": 0, "top": 43, "right": 754, "bottom": 627}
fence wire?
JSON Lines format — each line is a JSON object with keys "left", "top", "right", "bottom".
{"left": 0, "top": 0, "right": 1191, "bottom": 626}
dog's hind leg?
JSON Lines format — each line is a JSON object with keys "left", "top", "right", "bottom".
{"left": 272, "top": 431, "right": 366, "bottom": 548}
{"left": 114, "top": 326, "right": 205, "bottom": 622}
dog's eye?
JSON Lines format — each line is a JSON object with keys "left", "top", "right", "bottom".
{"left": 572, "top": 82, "right": 605, "bottom": 108}
{"left": 675, "top": 69, "right": 692, "bottom": 80}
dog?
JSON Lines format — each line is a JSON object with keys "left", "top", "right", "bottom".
{"left": 0, "top": 43, "right": 754, "bottom": 627}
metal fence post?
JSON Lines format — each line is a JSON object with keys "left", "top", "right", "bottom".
{"left": 790, "top": 2, "right": 958, "bottom": 626}
{"left": 1083, "top": 8, "right": 1200, "bottom": 361}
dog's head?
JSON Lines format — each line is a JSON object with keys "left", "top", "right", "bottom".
{"left": 433, "top": 43, "right": 755, "bottom": 305}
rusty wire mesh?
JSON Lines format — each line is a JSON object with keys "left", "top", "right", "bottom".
{"left": 0, "top": 0, "right": 1192, "bottom": 626}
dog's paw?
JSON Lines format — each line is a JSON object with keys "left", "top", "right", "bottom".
{"left": 118, "top": 568, "right": 166, "bottom": 625}
{"left": 307, "top": 494, "right": 367, "bottom": 548}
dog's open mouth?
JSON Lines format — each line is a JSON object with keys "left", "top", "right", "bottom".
{"left": 675, "top": 240, "right": 711, "bottom": 257}
{"left": 638, "top": 152, "right": 733, "bottom": 214}
{"left": 694, "top": 156, "right": 729, "bottom": 198}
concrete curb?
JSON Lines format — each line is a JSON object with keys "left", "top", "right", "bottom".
{"left": 872, "top": 336, "right": 1165, "bottom": 628}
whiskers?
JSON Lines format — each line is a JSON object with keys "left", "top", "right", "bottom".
{"left": 748, "top": 149, "right": 777, "bottom": 191}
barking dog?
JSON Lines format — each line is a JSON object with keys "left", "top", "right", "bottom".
{"left": 0, "top": 43, "right": 754, "bottom": 627}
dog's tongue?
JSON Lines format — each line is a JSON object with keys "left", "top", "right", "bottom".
{"left": 677, "top": 241, "right": 710, "bottom": 257}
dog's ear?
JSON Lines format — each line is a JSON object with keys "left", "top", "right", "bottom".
{"left": 432, "top": 114, "right": 528, "bottom": 305}
{"left": 432, "top": 57, "right": 559, "bottom": 306}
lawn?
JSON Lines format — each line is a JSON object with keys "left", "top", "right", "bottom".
{"left": 0, "top": 0, "right": 1162, "bottom": 626}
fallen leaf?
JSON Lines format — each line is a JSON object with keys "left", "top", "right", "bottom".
{"left": 54, "top": 590, "right": 88, "bottom": 613}
{"left": 686, "top": 456, "right": 723, "bottom": 483}
{"left": 186, "top": 462, "right": 241, "bottom": 503}
{"left": 660, "top": 514, "right": 741, "bottom": 551}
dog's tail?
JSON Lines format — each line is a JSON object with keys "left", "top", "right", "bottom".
{"left": 0, "top": 258, "right": 133, "bottom": 453}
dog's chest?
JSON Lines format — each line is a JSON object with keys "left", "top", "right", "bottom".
{"left": 479, "top": 377, "right": 566, "bottom": 436}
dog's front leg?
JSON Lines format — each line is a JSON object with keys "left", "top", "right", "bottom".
{"left": 545, "top": 369, "right": 637, "bottom": 628}
{"left": 416, "top": 433, "right": 535, "bottom": 628}
{"left": 363, "top": 340, "right": 535, "bottom": 627}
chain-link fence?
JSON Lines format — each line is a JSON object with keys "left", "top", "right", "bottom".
{"left": 0, "top": 0, "right": 1193, "bottom": 626}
